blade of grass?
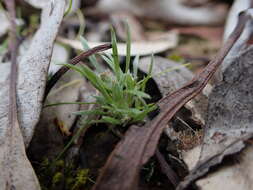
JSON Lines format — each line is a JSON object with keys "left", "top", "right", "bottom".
{"left": 73, "top": 109, "right": 107, "bottom": 116}
{"left": 111, "top": 27, "right": 121, "bottom": 80}
{"left": 56, "top": 120, "right": 91, "bottom": 160}
{"left": 79, "top": 64, "right": 112, "bottom": 102}
{"left": 126, "top": 89, "right": 151, "bottom": 99}
{"left": 141, "top": 54, "right": 154, "bottom": 92}
{"left": 154, "top": 62, "right": 191, "bottom": 77}
{"left": 75, "top": 9, "right": 85, "bottom": 38}
{"left": 80, "top": 36, "right": 102, "bottom": 72}
{"left": 43, "top": 101, "right": 96, "bottom": 108}
{"left": 133, "top": 55, "right": 140, "bottom": 80}
{"left": 64, "top": 0, "right": 73, "bottom": 17}
{"left": 101, "top": 116, "right": 121, "bottom": 125}
{"left": 133, "top": 104, "right": 157, "bottom": 122}
{"left": 125, "top": 21, "right": 131, "bottom": 73}
{"left": 100, "top": 53, "right": 115, "bottom": 72}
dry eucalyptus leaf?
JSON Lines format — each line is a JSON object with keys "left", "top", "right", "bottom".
{"left": 96, "top": 0, "right": 228, "bottom": 25}
{"left": 0, "top": 63, "right": 40, "bottom": 190}
{"left": 216, "top": 0, "right": 253, "bottom": 82}
{"left": 223, "top": 0, "right": 251, "bottom": 41}
{"left": 196, "top": 145, "right": 253, "bottom": 190}
{"left": 182, "top": 145, "right": 201, "bottom": 171}
{"left": 24, "top": 0, "right": 51, "bottom": 8}
{"left": 177, "top": 46, "right": 253, "bottom": 190}
{"left": 16, "top": 0, "right": 66, "bottom": 146}
{"left": 57, "top": 31, "right": 177, "bottom": 56}
{"left": 0, "top": 0, "right": 66, "bottom": 189}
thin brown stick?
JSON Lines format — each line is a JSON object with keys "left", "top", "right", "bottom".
{"left": 92, "top": 11, "right": 250, "bottom": 190}
{"left": 44, "top": 43, "right": 112, "bottom": 101}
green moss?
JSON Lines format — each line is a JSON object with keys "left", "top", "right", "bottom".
{"left": 55, "top": 160, "right": 65, "bottom": 170}
{"left": 71, "top": 169, "right": 89, "bottom": 190}
{"left": 52, "top": 172, "right": 64, "bottom": 185}
{"left": 35, "top": 158, "right": 92, "bottom": 190}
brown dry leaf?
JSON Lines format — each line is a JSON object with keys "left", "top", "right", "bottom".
{"left": 0, "top": 62, "right": 40, "bottom": 190}
{"left": 223, "top": 0, "right": 251, "bottom": 40}
{"left": 178, "top": 45, "right": 253, "bottom": 190}
{"left": 0, "top": 0, "right": 65, "bottom": 189}
{"left": 57, "top": 31, "right": 178, "bottom": 56}
{"left": 196, "top": 145, "right": 253, "bottom": 190}
{"left": 216, "top": 0, "right": 252, "bottom": 82}
{"left": 16, "top": 0, "right": 66, "bottom": 146}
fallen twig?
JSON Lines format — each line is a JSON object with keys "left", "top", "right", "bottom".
{"left": 92, "top": 10, "right": 250, "bottom": 190}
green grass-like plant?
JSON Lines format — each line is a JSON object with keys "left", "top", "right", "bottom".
{"left": 65, "top": 24, "right": 156, "bottom": 127}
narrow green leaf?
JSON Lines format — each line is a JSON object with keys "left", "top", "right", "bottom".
{"left": 148, "top": 54, "right": 154, "bottom": 76}
{"left": 100, "top": 53, "right": 115, "bottom": 72}
{"left": 64, "top": 0, "right": 73, "bottom": 17}
{"left": 110, "top": 27, "right": 121, "bottom": 79}
{"left": 126, "top": 89, "right": 151, "bottom": 99}
{"left": 73, "top": 109, "right": 107, "bottom": 116}
{"left": 124, "top": 72, "right": 135, "bottom": 89}
{"left": 63, "top": 63, "right": 84, "bottom": 75}
{"left": 79, "top": 65, "right": 112, "bottom": 102}
{"left": 154, "top": 62, "right": 191, "bottom": 77}
{"left": 56, "top": 119, "right": 91, "bottom": 160}
{"left": 125, "top": 21, "right": 131, "bottom": 73}
{"left": 80, "top": 36, "right": 102, "bottom": 72}
{"left": 65, "top": 63, "right": 112, "bottom": 102}
{"left": 112, "top": 82, "right": 123, "bottom": 102}
{"left": 101, "top": 116, "right": 121, "bottom": 125}
{"left": 133, "top": 104, "right": 157, "bottom": 122}
{"left": 44, "top": 101, "right": 96, "bottom": 108}
{"left": 133, "top": 55, "right": 139, "bottom": 79}
{"left": 141, "top": 55, "right": 154, "bottom": 92}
